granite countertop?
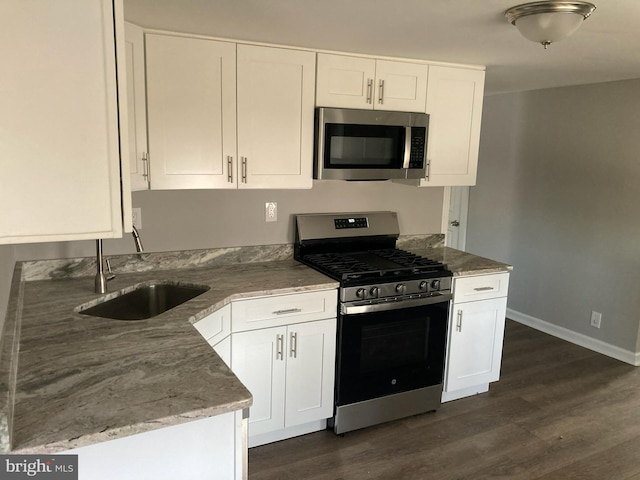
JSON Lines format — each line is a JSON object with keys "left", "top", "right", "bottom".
{"left": 0, "top": 238, "right": 510, "bottom": 455}
{"left": 7, "top": 258, "right": 338, "bottom": 454}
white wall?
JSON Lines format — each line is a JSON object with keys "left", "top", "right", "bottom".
{"left": 467, "top": 79, "right": 640, "bottom": 353}
{"left": 14, "top": 180, "right": 444, "bottom": 260}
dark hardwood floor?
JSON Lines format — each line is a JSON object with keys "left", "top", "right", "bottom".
{"left": 248, "top": 320, "right": 640, "bottom": 479}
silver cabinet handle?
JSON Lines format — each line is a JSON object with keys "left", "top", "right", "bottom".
{"left": 378, "top": 79, "right": 384, "bottom": 104}
{"left": 227, "top": 156, "right": 233, "bottom": 183}
{"left": 366, "top": 78, "right": 373, "bottom": 104}
{"left": 425, "top": 159, "right": 431, "bottom": 179}
{"left": 273, "top": 308, "right": 302, "bottom": 316}
{"left": 276, "top": 334, "right": 284, "bottom": 360}
{"left": 241, "top": 157, "right": 247, "bottom": 183}
{"left": 456, "top": 310, "right": 463, "bottom": 332}
{"left": 290, "top": 332, "right": 297, "bottom": 358}
{"left": 142, "top": 152, "right": 149, "bottom": 180}
{"left": 474, "top": 286, "right": 495, "bottom": 292}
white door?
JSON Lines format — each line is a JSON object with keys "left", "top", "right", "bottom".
{"left": 285, "top": 319, "right": 336, "bottom": 427}
{"left": 236, "top": 44, "right": 315, "bottom": 189}
{"left": 445, "top": 297, "right": 507, "bottom": 392}
{"left": 125, "top": 22, "right": 149, "bottom": 191}
{"left": 315, "top": 54, "right": 376, "bottom": 109}
{"left": 374, "top": 60, "right": 428, "bottom": 113}
{"left": 231, "top": 327, "right": 287, "bottom": 436}
{"left": 445, "top": 186, "right": 469, "bottom": 250}
{"left": 146, "top": 34, "right": 237, "bottom": 189}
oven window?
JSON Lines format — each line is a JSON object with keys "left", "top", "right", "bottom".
{"left": 335, "top": 302, "right": 448, "bottom": 406}
{"left": 324, "top": 124, "right": 405, "bottom": 169}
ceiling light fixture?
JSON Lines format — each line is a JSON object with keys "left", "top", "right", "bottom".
{"left": 505, "top": 1, "right": 596, "bottom": 49}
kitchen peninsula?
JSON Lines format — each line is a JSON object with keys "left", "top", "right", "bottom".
{"left": 0, "top": 240, "right": 510, "bottom": 478}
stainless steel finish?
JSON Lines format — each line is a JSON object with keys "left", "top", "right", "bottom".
{"left": 332, "top": 384, "right": 442, "bottom": 434}
{"left": 276, "top": 334, "right": 284, "bottom": 360}
{"left": 290, "top": 332, "right": 297, "bottom": 358}
{"left": 227, "top": 155, "right": 233, "bottom": 183}
{"left": 131, "top": 225, "right": 145, "bottom": 258}
{"left": 366, "top": 78, "right": 373, "bottom": 104}
{"left": 241, "top": 157, "right": 247, "bottom": 183}
{"left": 456, "top": 310, "right": 463, "bottom": 332}
{"left": 94, "top": 239, "right": 108, "bottom": 294}
{"left": 341, "top": 276, "right": 452, "bottom": 302}
{"left": 273, "top": 308, "right": 302, "bottom": 315}
{"left": 450, "top": 220, "right": 461, "bottom": 227}
{"left": 341, "top": 292, "right": 452, "bottom": 315}
{"left": 295, "top": 211, "right": 400, "bottom": 242}
{"left": 315, "top": 107, "right": 429, "bottom": 181}
{"left": 378, "top": 79, "right": 384, "bottom": 104}
{"left": 142, "top": 152, "right": 149, "bottom": 180}
{"left": 80, "top": 282, "right": 210, "bottom": 320}
{"left": 403, "top": 127, "right": 412, "bottom": 169}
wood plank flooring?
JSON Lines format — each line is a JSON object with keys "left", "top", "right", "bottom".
{"left": 248, "top": 320, "right": 640, "bottom": 479}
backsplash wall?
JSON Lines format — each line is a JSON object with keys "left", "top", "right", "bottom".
{"left": 14, "top": 180, "right": 445, "bottom": 261}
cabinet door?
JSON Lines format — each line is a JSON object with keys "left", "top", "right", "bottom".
{"left": 445, "top": 297, "right": 507, "bottom": 392}
{"left": 146, "top": 34, "right": 237, "bottom": 189}
{"left": 316, "top": 54, "right": 376, "bottom": 109}
{"left": 422, "top": 66, "right": 485, "bottom": 186}
{"left": 285, "top": 319, "right": 336, "bottom": 427}
{"left": 0, "top": 0, "right": 128, "bottom": 244}
{"left": 231, "top": 327, "right": 287, "bottom": 436}
{"left": 375, "top": 60, "right": 428, "bottom": 113}
{"left": 125, "top": 23, "right": 149, "bottom": 191}
{"left": 236, "top": 45, "right": 315, "bottom": 189}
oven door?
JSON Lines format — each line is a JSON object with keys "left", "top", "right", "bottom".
{"left": 335, "top": 296, "right": 450, "bottom": 407}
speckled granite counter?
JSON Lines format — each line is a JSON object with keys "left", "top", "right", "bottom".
{"left": 3, "top": 255, "right": 338, "bottom": 454}
{"left": 404, "top": 246, "right": 513, "bottom": 276}
{"left": 0, "top": 238, "right": 508, "bottom": 455}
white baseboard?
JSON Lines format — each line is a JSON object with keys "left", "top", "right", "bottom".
{"left": 507, "top": 308, "right": 640, "bottom": 366}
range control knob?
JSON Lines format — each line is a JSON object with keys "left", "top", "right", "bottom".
{"left": 356, "top": 288, "right": 367, "bottom": 299}
{"left": 395, "top": 283, "right": 406, "bottom": 294}
{"left": 419, "top": 281, "right": 428, "bottom": 292}
{"left": 369, "top": 286, "right": 379, "bottom": 298}
{"left": 431, "top": 279, "right": 441, "bottom": 291}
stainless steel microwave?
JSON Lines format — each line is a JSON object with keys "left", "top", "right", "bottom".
{"left": 314, "top": 107, "right": 429, "bottom": 181}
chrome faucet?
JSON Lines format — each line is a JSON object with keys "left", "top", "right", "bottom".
{"left": 94, "top": 226, "right": 146, "bottom": 293}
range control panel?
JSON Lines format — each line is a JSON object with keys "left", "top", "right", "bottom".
{"left": 334, "top": 217, "right": 369, "bottom": 229}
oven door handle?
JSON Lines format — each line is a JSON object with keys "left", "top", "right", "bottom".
{"left": 341, "top": 293, "right": 452, "bottom": 315}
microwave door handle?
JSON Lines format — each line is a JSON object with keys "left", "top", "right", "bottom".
{"left": 403, "top": 127, "right": 411, "bottom": 169}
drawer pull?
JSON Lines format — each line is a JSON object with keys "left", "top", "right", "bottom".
{"left": 474, "top": 286, "right": 495, "bottom": 292}
{"left": 456, "top": 310, "right": 463, "bottom": 332}
{"left": 273, "top": 308, "right": 302, "bottom": 316}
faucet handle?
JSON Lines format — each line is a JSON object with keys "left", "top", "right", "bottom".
{"left": 105, "top": 259, "right": 116, "bottom": 281}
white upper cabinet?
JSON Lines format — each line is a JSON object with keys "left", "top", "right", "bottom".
{"left": 316, "top": 53, "right": 428, "bottom": 113}
{"left": 146, "top": 34, "right": 237, "bottom": 189}
{"left": 420, "top": 66, "right": 485, "bottom": 186}
{"left": 0, "top": 0, "right": 130, "bottom": 244}
{"left": 125, "top": 23, "right": 149, "bottom": 191}
{"left": 236, "top": 45, "right": 315, "bottom": 189}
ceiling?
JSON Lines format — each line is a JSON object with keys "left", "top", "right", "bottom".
{"left": 124, "top": 0, "right": 640, "bottom": 95}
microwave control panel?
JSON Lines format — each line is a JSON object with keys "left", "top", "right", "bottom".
{"left": 409, "top": 127, "right": 427, "bottom": 168}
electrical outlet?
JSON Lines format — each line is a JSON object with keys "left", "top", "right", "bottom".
{"left": 265, "top": 202, "right": 277, "bottom": 222}
{"left": 132, "top": 207, "right": 142, "bottom": 229}
{"left": 590, "top": 311, "right": 602, "bottom": 328}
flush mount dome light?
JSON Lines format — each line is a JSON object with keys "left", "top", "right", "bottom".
{"left": 505, "top": 1, "right": 596, "bottom": 49}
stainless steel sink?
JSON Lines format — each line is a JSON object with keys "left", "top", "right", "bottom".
{"left": 78, "top": 282, "right": 210, "bottom": 320}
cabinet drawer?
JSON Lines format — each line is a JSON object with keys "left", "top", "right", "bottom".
{"left": 232, "top": 290, "right": 337, "bottom": 332}
{"left": 194, "top": 304, "right": 231, "bottom": 345}
{"left": 453, "top": 272, "right": 510, "bottom": 303}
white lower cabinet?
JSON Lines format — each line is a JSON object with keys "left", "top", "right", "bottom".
{"left": 193, "top": 289, "right": 338, "bottom": 447}
{"left": 442, "top": 272, "right": 509, "bottom": 402}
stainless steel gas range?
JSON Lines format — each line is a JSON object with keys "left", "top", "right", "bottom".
{"left": 294, "top": 211, "right": 452, "bottom": 434}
